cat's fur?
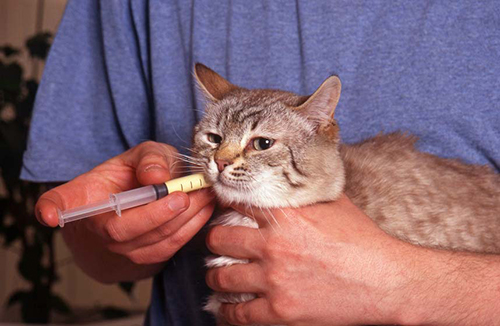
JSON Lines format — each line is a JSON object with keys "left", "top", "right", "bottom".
{"left": 191, "top": 63, "right": 500, "bottom": 326}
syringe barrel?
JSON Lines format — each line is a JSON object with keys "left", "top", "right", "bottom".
{"left": 58, "top": 199, "right": 115, "bottom": 227}
{"left": 164, "top": 173, "right": 210, "bottom": 193}
{"left": 57, "top": 174, "right": 211, "bottom": 228}
{"left": 111, "top": 185, "right": 158, "bottom": 216}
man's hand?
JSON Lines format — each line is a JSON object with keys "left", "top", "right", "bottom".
{"left": 206, "top": 195, "right": 500, "bottom": 325}
{"left": 36, "top": 141, "right": 215, "bottom": 283}
{"left": 206, "top": 195, "right": 408, "bottom": 325}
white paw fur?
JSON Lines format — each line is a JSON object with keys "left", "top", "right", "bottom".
{"left": 204, "top": 210, "right": 260, "bottom": 323}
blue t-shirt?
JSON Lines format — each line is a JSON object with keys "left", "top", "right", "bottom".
{"left": 22, "top": 1, "right": 500, "bottom": 325}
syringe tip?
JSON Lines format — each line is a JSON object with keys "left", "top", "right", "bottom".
{"left": 57, "top": 208, "right": 64, "bottom": 228}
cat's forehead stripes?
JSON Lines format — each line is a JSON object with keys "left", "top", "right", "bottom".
{"left": 212, "top": 90, "right": 303, "bottom": 136}
{"left": 232, "top": 107, "right": 264, "bottom": 123}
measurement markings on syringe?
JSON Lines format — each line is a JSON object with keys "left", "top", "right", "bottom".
{"left": 58, "top": 173, "right": 211, "bottom": 227}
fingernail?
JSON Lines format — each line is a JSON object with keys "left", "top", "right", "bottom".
{"left": 144, "top": 164, "right": 164, "bottom": 172}
{"left": 36, "top": 209, "right": 48, "bottom": 227}
{"left": 168, "top": 195, "right": 187, "bottom": 211}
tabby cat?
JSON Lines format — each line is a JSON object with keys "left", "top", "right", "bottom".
{"left": 190, "top": 63, "right": 500, "bottom": 326}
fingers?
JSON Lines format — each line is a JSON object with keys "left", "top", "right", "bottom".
{"left": 126, "top": 141, "right": 179, "bottom": 184}
{"left": 220, "top": 299, "right": 279, "bottom": 326}
{"left": 102, "top": 188, "right": 214, "bottom": 243}
{"left": 124, "top": 200, "right": 216, "bottom": 264}
{"left": 134, "top": 142, "right": 178, "bottom": 185}
{"left": 36, "top": 193, "right": 62, "bottom": 227}
{"left": 206, "top": 225, "right": 265, "bottom": 259}
{"left": 108, "top": 200, "right": 216, "bottom": 254}
{"left": 231, "top": 204, "right": 294, "bottom": 229}
{"left": 206, "top": 263, "right": 266, "bottom": 293}
{"left": 36, "top": 177, "right": 93, "bottom": 227}
{"left": 36, "top": 141, "right": 178, "bottom": 228}
{"left": 106, "top": 141, "right": 181, "bottom": 186}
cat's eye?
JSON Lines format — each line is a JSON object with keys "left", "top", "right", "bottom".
{"left": 207, "top": 133, "right": 222, "bottom": 144}
{"left": 253, "top": 138, "right": 274, "bottom": 151}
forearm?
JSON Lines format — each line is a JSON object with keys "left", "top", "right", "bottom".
{"left": 397, "top": 244, "right": 500, "bottom": 325}
{"left": 61, "top": 222, "right": 164, "bottom": 284}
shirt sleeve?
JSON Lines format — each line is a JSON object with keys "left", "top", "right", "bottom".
{"left": 21, "top": 0, "right": 153, "bottom": 182}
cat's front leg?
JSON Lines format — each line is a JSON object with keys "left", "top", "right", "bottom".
{"left": 204, "top": 253, "right": 257, "bottom": 326}
{"left": 204, "top": 210, "right": 259, "bottom": 324}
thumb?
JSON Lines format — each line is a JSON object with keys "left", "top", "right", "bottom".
{"left": 119, "top": 141, "right": 182, "bottom": 185}
{"left": 35, "top": 179, "right": 87, "bottom": 228}
{"left": 36, "top": 195, "right": 60, "bottom": 228}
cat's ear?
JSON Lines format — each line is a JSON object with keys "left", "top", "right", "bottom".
{"left": 194, "top": 63, "right": 237, "bottom": 101}
{"left": 295, "top": 76, "right": 341, "bottom": 128}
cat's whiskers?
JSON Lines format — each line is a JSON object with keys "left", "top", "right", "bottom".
{"left": 180, "top": 145, "right": 202, "bottom": 155}
{"left": 175, "top": 169, "right": 206, "bottom": 175}
{"left": 172, "top": 155, "right": 204, "bottom": 167}
{"left": 177, "top": 163, "right": 205, "bottom": 171}
{"left": 193, "top": 108, "right": 206, "bottom": 115}
{"left": 173, "top": 152, "right": 203, "bottom": 162}
{"left": 234, "top": 184, "right": 270, "bottom": 242}
{"left": 176, "top": 159, "right": 203, "bottom": 167}
{"left": 168, "top": 121, "right": 189, "bottom": 145}
{"left": 159, "top": 151, "right": 204, "bottom": 168}
{"left": 164, "top": 155, "right": 208, "bottom": 177}
{"left": 170, "top": 163, "right": 203, "bottom": 175}
{"left": 278, "top": 207, "right": 306, "bottom": 229}
{"left": 245, "top": 173, "right": 256, "bottom": 182}
{"left": 247, "top": 202, "right": 267, "bottom": 243}
{"left": 168, "top": 160, "right": 185, "bottom": 174}
{"left": 265, "top": 207, "right": 283, "bottom": 231}
{"left": 257, "top": 206, "right": 279, "bottom": 234}
{"left": 170, "top": 160, "right": 193, "bottom": 169}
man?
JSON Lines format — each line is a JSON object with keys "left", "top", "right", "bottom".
{"left": 26, "top": 1, "right": 500, "bottom": 325}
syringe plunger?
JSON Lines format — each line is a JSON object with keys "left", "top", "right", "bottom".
{"left": 57, "top": 173, "right": 210, "bottom": 227}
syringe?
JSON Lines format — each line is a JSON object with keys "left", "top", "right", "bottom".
{"left": 57, "top": 173, "right": 211, "bottom": 227}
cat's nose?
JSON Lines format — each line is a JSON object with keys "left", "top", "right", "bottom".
{"left": 216, "top": 159, "right": 232, "bottom": 172}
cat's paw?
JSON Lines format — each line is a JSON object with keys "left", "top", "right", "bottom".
{"left": 204, "top": 294, "right": 221, "bottom": 316}
{"left": 204, "top": 292, "right": 257, "bottom": 314}
{"left": 212, "top": 210, "right": 258, "bottom": 228}
{"left": 205, "top": 292, "right": 271, "bottom": 326}
{"left": 205, "top": 255, "right": 249, "bottom": 268}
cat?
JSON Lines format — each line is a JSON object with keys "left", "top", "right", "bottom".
{"left": 190, "top": 63, "right": 500, "bottom": 326}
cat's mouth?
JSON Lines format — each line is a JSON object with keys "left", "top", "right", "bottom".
{"left": 216, "top": 173, "right": 252, "bottom": 190}
{"left": 216, "top": 173, "right": 237, "bottom": 188}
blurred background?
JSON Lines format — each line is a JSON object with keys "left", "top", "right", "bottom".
{"left": 0, "top": 0, "right": 152, "bottom": 324}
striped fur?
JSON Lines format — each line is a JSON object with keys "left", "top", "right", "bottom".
{"left": 191, "top": 64, "right": 500, "bottom": 326}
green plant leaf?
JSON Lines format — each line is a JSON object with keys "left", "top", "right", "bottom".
{"left": 0, "top": 198, "right": 9, "bottom": 230}
{"left": 0, "top": 31, "right": 59, "bottom": 324}
{"left": 0, "top": 45, "right": 20, "bottom": 57}
{"left": 118, "top": 281, "right": 135, "bottom": 296}
{"left": 20, "top": 288, "right": 50, "bottom": 323}
{"left": 16, "top": 79, "right": 39, "bottom": 123}
{"left": 0, "top": 61, "right": 23, "bottom": 96}
{"left": 50, "top": 294, "right": 72, "bottom": 315}
{"left": 25, "top": 32, "right": 52, "bottom": 60}
{"left": 3, "top": 225, "right": 21, "bottom": 247}
{"left": 18, "top": 244, "right": 45, "bottom": 282}
{"left": 100, "top": 306, "right": 130, "bottom": 320}
{"left": 6, "top": 290, "right": 27, "bottom": 307}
